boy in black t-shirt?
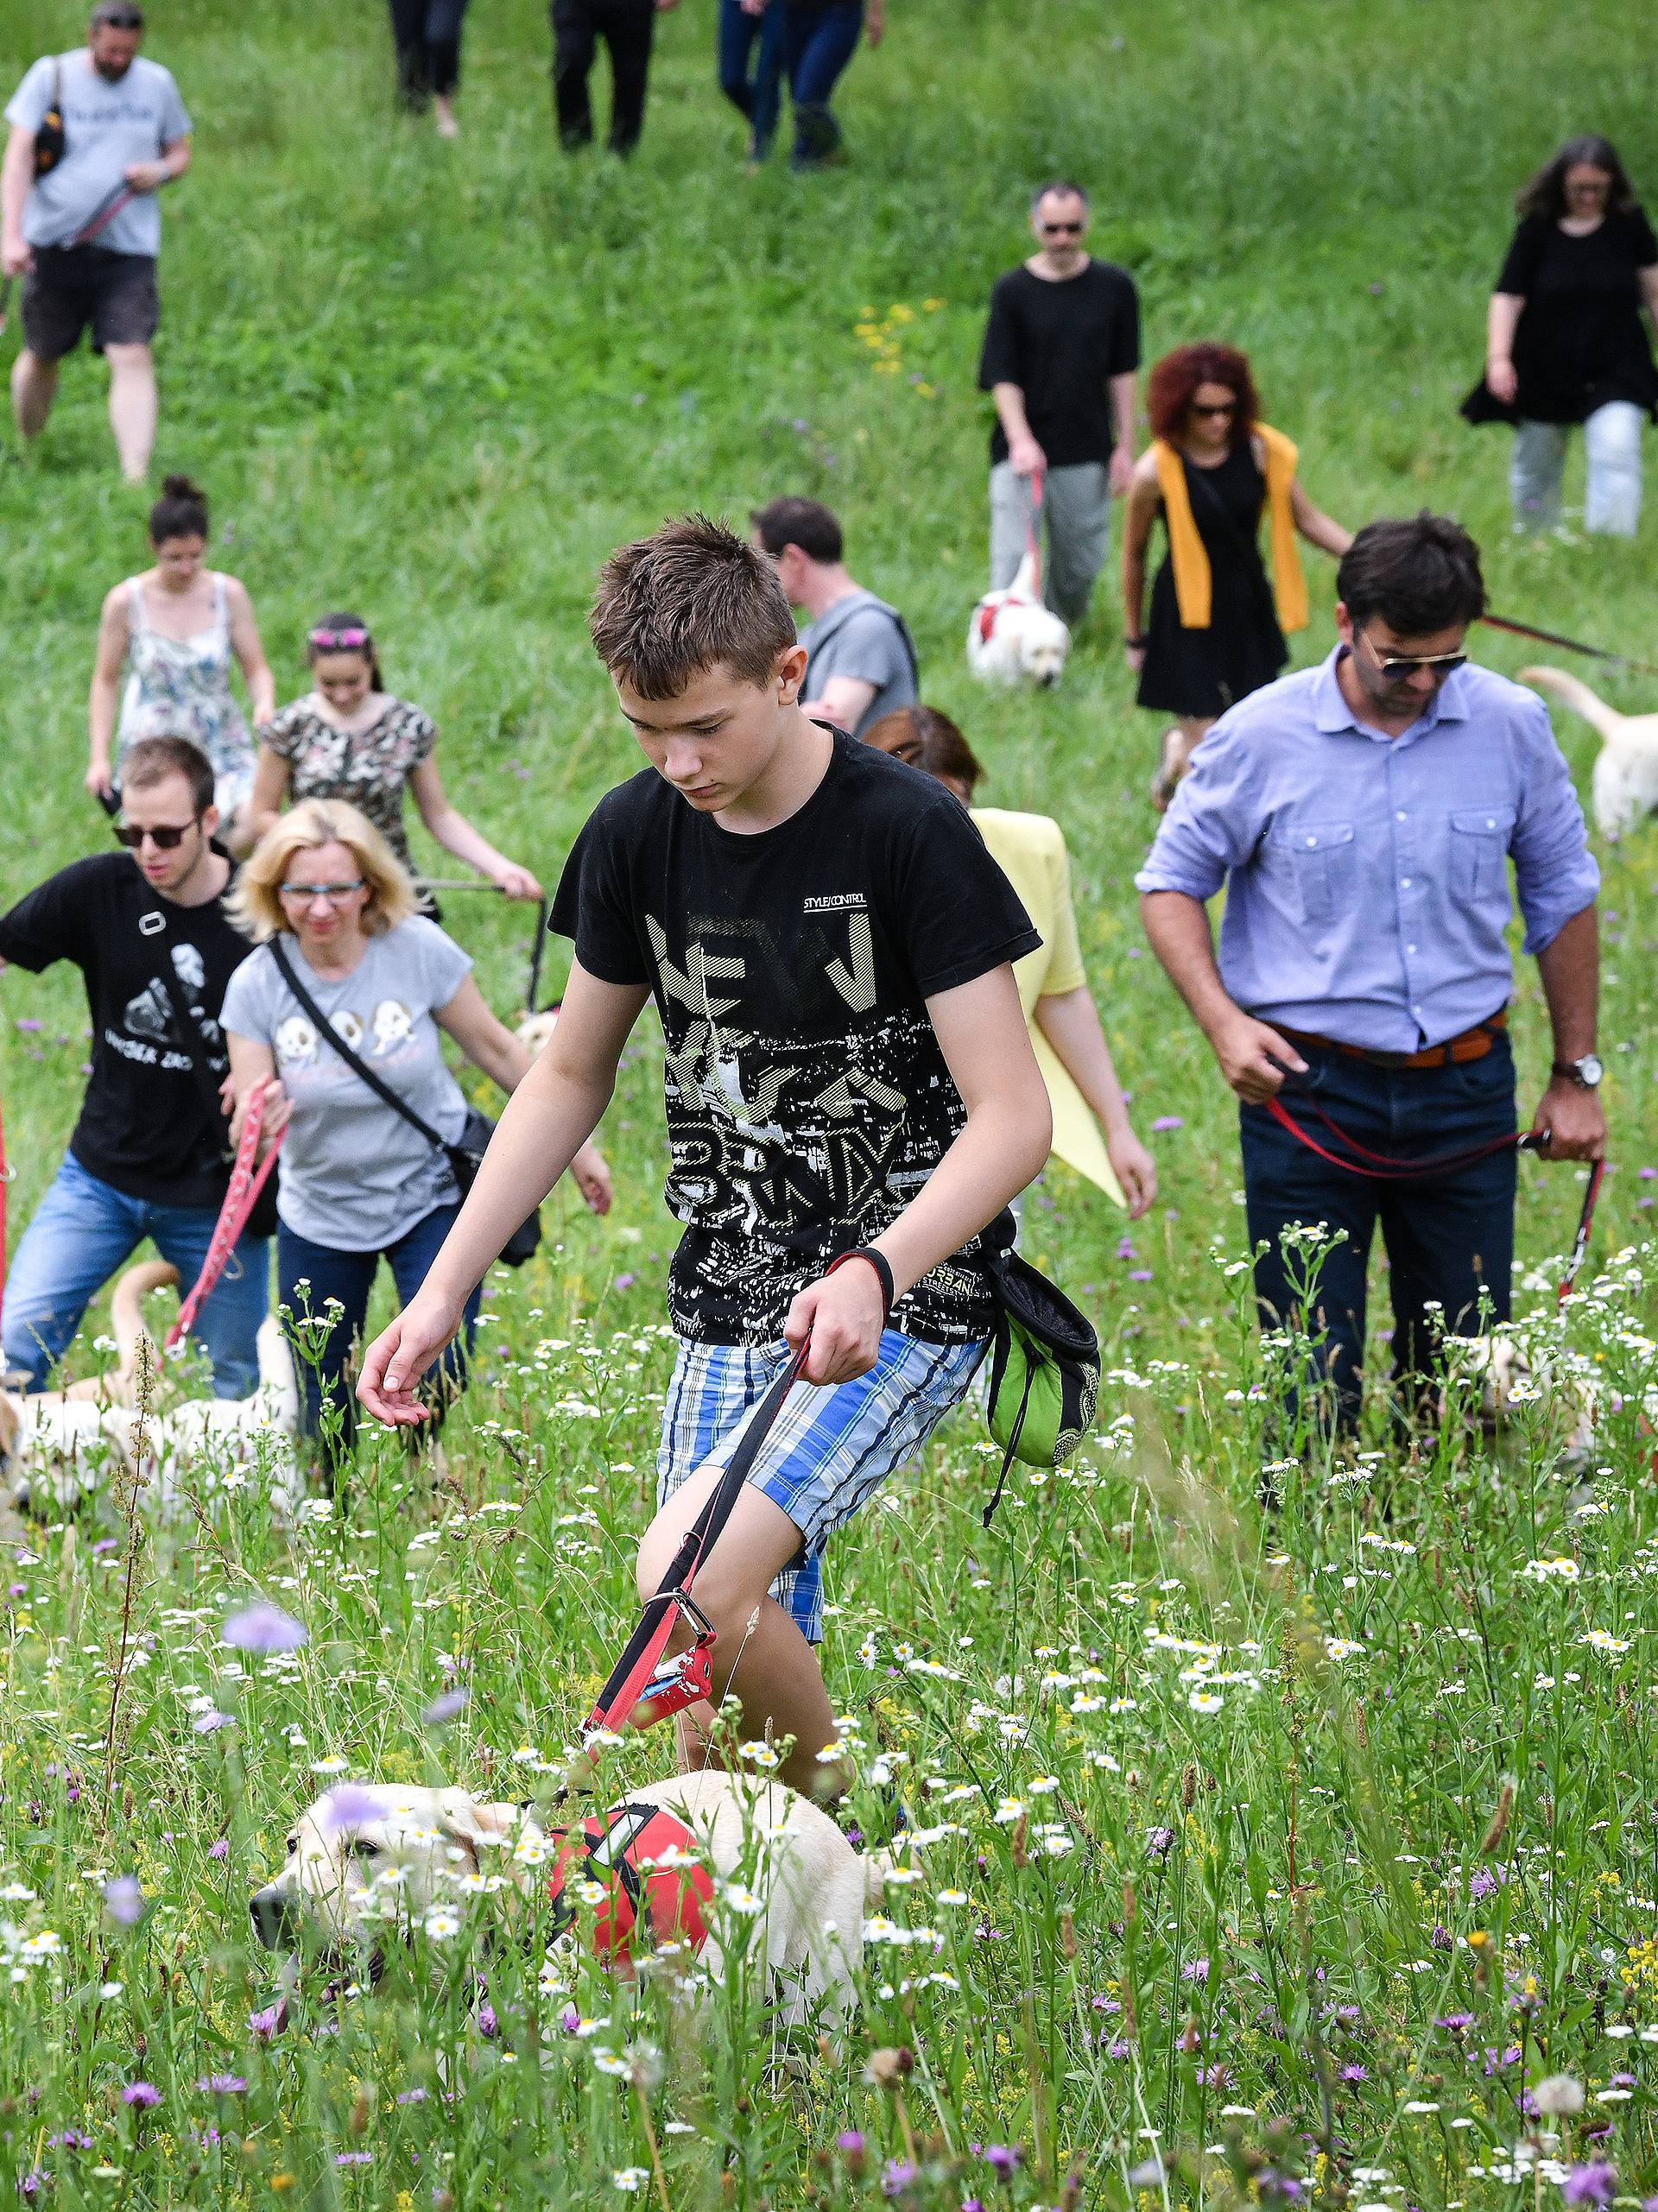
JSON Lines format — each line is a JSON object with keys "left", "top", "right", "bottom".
{"left": 0, "top": 737, "right": 268, "bottom": 1397}
{"left": 360, "top": 517, "right": 1052, "bottom": 1798}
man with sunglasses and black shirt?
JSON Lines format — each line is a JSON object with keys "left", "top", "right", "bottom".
{"left": 0, "top": 736, "right": 267, "bottom": 1399}
{"left": 1136, "top": 513, "right": 1604, "bottom": 1436}
{"left": 3, "top": 2, "right": 192, "bottom": 483}
{"left": 978, "top": 180, "right": 1140, "bottom": 629}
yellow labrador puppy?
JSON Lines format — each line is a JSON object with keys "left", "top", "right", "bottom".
{"left": 251, "top": 1771, "right": 880, "bottom": 2023}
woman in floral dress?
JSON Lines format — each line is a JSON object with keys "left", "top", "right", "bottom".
{"left": 243, "top": 613, "right": 541, "bottom": 906}
{"left": 89, "top": 476, "right": 275, "bottom": 837}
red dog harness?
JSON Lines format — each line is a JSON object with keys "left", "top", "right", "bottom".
{"left": 546, "top": 1803, "right": 714, "bottom": 1968}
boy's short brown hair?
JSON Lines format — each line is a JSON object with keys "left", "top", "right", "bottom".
{"left": 589, "top": 514, "right": 798, "bottom": 701}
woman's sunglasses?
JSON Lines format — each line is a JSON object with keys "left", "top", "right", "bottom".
{"left": 308, "top": 626, "right": 371, "bottom": 651}
{"left": 113, "top": 815, "right": 200, "bottom": 850}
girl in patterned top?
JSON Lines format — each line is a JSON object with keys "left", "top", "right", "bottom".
{"left": 240, "top": 613, "right": 541, "bottom": 904}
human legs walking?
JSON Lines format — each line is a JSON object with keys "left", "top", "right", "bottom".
{"left": 718, "top": 0, "right": 786, "bottom": 157}
{"left": 554, "top": 0, "right": 655, "bottom": 154}
{"left": 1509, "top": 418, "right": 1568, "bottom": 531}
{"left": 988, "top": 459, "right": 1110, "bottom": 624}
{"left": 146, "top": 1207, "right": 268, "bottom": 1401}
{"left": 784, "top": 1, "right": 864, "bottom": 167}
{"left": 1041, "top": 461, "right": 1111, "bottom": 624}
{"left": 104, "top": 344, "right": 157, "bottom": 485}
{"left": 1583, "top": 400, "right": 1644, "bottom": 536}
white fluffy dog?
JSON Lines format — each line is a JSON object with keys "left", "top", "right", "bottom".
{"left": 251, "top": 1772, "right": 880, "bottom": 2025}
{"left": 1522, "top": 667, "right": 1658, "bottom": 841}
{"left": 966, "top": 550, "right": 1071, "bottom": 689}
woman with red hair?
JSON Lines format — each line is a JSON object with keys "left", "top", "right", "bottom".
{"left": 1122, "top": 343, "right": 1350, "bottom": 807}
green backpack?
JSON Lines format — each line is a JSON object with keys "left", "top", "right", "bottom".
{"left": 982, "top": 1249, "right": 1101, "bottom": 1526}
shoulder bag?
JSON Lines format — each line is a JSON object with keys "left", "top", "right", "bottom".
{"left": 980, "top": 1247, "right": 1100, "bottom": 1526}
{"left": 269, "top": 939, "right": 541, "bottom": 1267}
{"left": 35, "top": 60, "right": 66, "bottom": 178}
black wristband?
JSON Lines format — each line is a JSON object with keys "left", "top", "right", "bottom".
{"left": 826, "top": 1246, "right": 895, "bottom": 1321}
{"left": 1124, "top": 634, "right": 1146, "bottom": 648}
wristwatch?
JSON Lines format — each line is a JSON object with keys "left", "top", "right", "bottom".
{"left": 1552, "top": 1053, "right": 1604, "bottom": 1089}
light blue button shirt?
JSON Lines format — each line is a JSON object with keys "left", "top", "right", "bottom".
{"left": 1134, "top": 648, "right": 1600, "bottom": 1052}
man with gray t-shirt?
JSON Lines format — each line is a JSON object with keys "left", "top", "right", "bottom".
{"left": 751, "top": 496, "right": 919, "bottom": 742}
{"left": 2, "top": 3, "right": 192, "bottom": 482}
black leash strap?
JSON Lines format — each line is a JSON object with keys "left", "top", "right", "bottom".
{"left": 1481, "top": 612, "right": 1658, "bottom": 680}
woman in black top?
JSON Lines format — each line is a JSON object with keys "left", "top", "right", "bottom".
{"left": 1122, "top": 344, "right": 1350, "bottom": 808}
{"left": 1462, "top": 135, "right": 1658, "bottom": 535}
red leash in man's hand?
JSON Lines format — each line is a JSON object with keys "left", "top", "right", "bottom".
{"left": 165, "top": 1085, "right": 282, "bottom": 1351}
{"left": 1264, "top": 1095, "right": 1607, "bottom": 1299}
{"left": 1023, "top": 467, "right": 1046, "bottom": 598}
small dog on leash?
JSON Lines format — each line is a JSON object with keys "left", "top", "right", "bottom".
{"left": 251, "top": 1771, "right": 881, "bottom": 2025}
{"left": 0, "top": 1259, "right": 174, "bottom": 1511}
{"left": 1522, "top": 667, "right": 1658, "bottom": 840}
{"left": 966, "top": 550, "right": 1071, "bottom": 689}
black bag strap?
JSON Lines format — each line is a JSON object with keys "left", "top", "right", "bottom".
{"left": 268, "top": 937, "right": 451, "bottom": 1159}
{"left": 137, "top": 898, "right": 237, "bottom": 1175}
{"left": 1181, "top": 446, "right": 1280, "bottom": 629}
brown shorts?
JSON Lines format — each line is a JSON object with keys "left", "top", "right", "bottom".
{"left": 21, "top": 246, "right": 159, "bottom": 361}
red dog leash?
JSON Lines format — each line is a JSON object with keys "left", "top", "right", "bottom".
{"left": 165, "top": 1086, "right": 282, "bottom": 1351}
{"left": 1024, "top": 465, "right": 1045, "bottom": 597}
{"left": 1264, "top": 1096, "right": 1607, "bottom": 1299}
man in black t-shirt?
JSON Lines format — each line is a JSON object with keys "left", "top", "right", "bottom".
{"left": 0, "top": 737, "right": 267, "bottom": 1397}
{"left": 978, "top": 179, "right": 1141, "bottom": 626}
{"left": 360, "top": 517, "right": 1052, "bottom": 1801}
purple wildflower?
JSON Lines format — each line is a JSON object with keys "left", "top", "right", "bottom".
{"left": 248, "top": 2006, "right": 283, "bottom": 2040}
{"left": 837, "top": 2133, "right": 864, "bottom": 2154}
{"left": 193, "top": 1711, "right": 234, "bottom": 1735}
{"left": 422, "top": 1687, "right": 470, "bottom": 1725}
{"left": 396, "top": 2089, "right": 428, "bottom": 2106}
{"left": 1146, "top": 1826, "right": 1176, "bottom": 1858}
{"left": 1434, "top": 2011, "right": 1475, "bottom": 2033}
{"left": 880, "top": 2163, "right": 916, "bottom": 2198}
{"left": 1469, "top": 1862, "right": 1509, "bottom": 1901}
{"left": 15, "top": 1020, "right": 41, "bottom": 1033}
{"left": 1181, "top": 1956, "right": 1210, "bottom": 1983}
{"left": 195, "top": 2074, "right": 247, "bottom": 2095}
{"left": 1340, "top": 2063, "right": 1367, "bottom": 2082}
{"left": 1127, "top": 1268, "right": 1154, "bottom": 1281}
{"left": 320, "top": 1784, "right": 385, "bottom": 1834}
{"left": 103, "top": 1874, "right": 146, "bottom": 1926}
{"left": 123, "top": 2082, "right": 161, "bottom": 2108}
{"left": 1430, "top": 1923, "right": 1454, "bottom": 1950}
{"left": 207, "top": 1839, "right": 228, "bottom": 1861}
{"left": 335, "top": 2153, "right": 371, "bottom": 2166}
{"left": 221, "top": 1600, "right": 307, "bottom": 1653}
{"left": 1564, "top": 2164, "right": 1617, "bottom": 2209}
{"left": 1150, "top": 1115, "right": 1184, "bottom": 1132}
{"left": 984, "top": 2146, "right": 1022, "bottom": 2177}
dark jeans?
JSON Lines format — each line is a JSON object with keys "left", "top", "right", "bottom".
{"left": 1239, "top": 1034, "right": 1517, "bottom": 1434}
{"left": 782, "top": 1, "right": 863, "bottom": 167}
{"left": 552, "top": 0, "right": 656, "bottom": 154}
{"left": 278, "top": 1203, "right": 482, "bottom": 1464}
{"left": 718, "top": 0, "right": 787, "bottom": 157}
{"left": 389, "top": 0, "right": 471, "bottom": 102}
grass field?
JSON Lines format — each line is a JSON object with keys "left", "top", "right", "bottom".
{"left": 3, "top": 1, "right": 1658, "bottom": 2203}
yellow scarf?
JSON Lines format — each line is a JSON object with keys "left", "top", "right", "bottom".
{"left": 1152, "top": 424, "right": 1307, "bottom": 635}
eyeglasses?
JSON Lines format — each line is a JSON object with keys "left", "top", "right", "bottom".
{"left": 1191, "top": 401, "right": 1237, "bottom": 419}
{"left": 278, "top": 880, "right": 365, "bottom": 905}
{"left": 1040, "top": 220, "right": 1085, "bottom": 236}
{"left": 308, "top": 627, "right": 371, "bottom": 651}
{"left": 1357, "top": 630, "right": 1468, "bottom": 680}
{"left": 113, "top": 816, "right": 200, "bottom": 850}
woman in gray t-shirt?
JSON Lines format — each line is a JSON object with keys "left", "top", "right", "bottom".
{"left": 222, "top": 799, "right": 610, "bottom": 1458}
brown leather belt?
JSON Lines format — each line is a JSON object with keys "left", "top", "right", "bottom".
{"left": 1275, "top": 1008, "right": 1508, "bottom": 1071}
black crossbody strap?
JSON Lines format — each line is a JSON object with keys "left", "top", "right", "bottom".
{"left": 268, "top": 938, "right": 450, "bottom": 1158}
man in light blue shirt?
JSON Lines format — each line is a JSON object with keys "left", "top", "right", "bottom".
{"left": 2, "top": 3, "right": 192, "bottom": 482}
{"left": 1137, "top": 513, "right": 1604, "bottom": 1435}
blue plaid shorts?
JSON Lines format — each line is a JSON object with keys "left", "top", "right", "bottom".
{"left": 656, "top": 1329, "right": 986, "bottom": 1644}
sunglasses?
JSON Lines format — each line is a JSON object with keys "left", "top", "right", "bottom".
{"left": 1358, "top": 630, "right": 1468, "bottom": 680}
{"left": 1041, "top": 220, "right": 1085, "bottom": 236}
{"left": 113, "top": 815, "right": 200, "bottom": 850}
{"left": 1191, "top": 401, "right": 1237, "bottom": 418}
{"left": 278, "top": 880, "right": 365, "bottom": 904}
{"left": 308, "top": 626, "right": 371, "bottom": 651}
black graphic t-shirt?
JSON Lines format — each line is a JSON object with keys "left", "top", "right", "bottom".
{"left": 552, "top": 730, "right": 1041, "bottom": 1346}
{"left": 0, "top": 852, "right": 248, "bottom": 1207}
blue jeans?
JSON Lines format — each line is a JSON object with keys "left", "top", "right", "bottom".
{"left": 278, "top": 1203, "right": 482, "bottom": 1458}
{"left": 718, "top": 0, "right": 786, "bottom": 156}
{"left": 1510, "top": 401, "right": 1644, "bottom": 536}
{"left": 782, "top": 1, "right": 863, "bottom": 167}
{"left": 2, "top": 1151, "right": 268, "bottom": 1398}
{"left": 1238, "top": 1034, "right": 1517, "bottom": 1433}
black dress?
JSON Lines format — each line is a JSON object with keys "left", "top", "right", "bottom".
{"left": 1461, "top": 208, "right": 1658, "bottom": 427}
{"left": 1137, "top": 442, "right": 1287, "bottom": 719}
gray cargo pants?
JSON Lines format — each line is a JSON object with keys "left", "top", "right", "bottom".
{"left": 989, "top": 459, "right": 1111, "bottom": 626}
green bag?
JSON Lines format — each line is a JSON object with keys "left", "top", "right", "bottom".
{"left": 982, "top": 1250, "right": 1101, "bottom": 1526}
